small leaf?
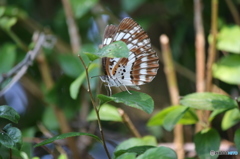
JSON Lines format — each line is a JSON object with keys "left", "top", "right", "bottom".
{"left": 136, "top": 146, "right": 177, "bottom": 159}
{"left": 180, "top": 92, "right": 238, "bottom": 110}
{"left": 71, "top": 0, "right": 98, "bottom": 18}
{"left": 115, "top": 146, "right": 155, "bottom": 158}
{"left": 0, "top": 17, "right": 17, "bottom": 30}
{"left": 221, "top": 108, "right": 240, "bottom": 130}
{"left": 212, "top": 54, "right": 240, "bottom": 84}
{"left": 84, "top": 52, "right": 99, "bottom": 62}
{"left": 147, "top": 106, "right": 198, "bottom": 126}
{"left": 98, "top": 91, "right": 154, "bottom": 114}
{"left": 87, "top": 104, "right": 122, "bottom": 122}
{"left": 0, "top": 105, "right": 20, "bottom": 123}
{"left": 114, "top": 136, "right": 157, "bottom": 154}
{"left": 234, "top": 129, "right": 240, "bottom": 152}
{"left": 0, "top": 43, "right": 17, "bottom": 74}
{"left": 96, "top": 41, "right": 129, "bottom": 58}
{"left": 194, "top": 128, "right": 220, "bottom": 159}
{"left": 217, "top": 25, "right": 240, "bottom": 53}
{"left": 57, "top": 54, "right": 84, "bottom": 78}
{"left": 70, "top": 63, "right": 98, "bottom": 99}
{"left": 0, "top": 124, "right": 22, "bottom": 150}
{"left": 209, "top": 108, "right": 230, "bottom": 121}
{"left": 163, "top": 106, "right": 189, "bottom": 131}
{"left": 34, "top": 132, "right": 101, "bottom": 147}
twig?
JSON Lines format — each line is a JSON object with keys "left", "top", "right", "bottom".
{"left": 0, "top": 33, "right": 49, "bottom": 97}
{"left": 194, "top": 0, "right": 206, "bottom": 132}
{"left": 78, "top": 55, "right": 111, "bottom": 159}
{"left": 160, "top": 34, "right": 184, "bottom": 159}
{"left": 118, "top": 109, "right": 141, "bottom": 138}
{"left": 225, "top": 0, "right": 240, "bottom": 25}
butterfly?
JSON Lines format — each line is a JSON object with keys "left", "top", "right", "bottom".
{"left": 99, "top": 17, "right": 159, "bottom": 95}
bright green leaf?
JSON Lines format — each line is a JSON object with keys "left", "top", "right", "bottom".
{"left": 234, "top": 129, "right": 240, "bottom": 152}
{"left": 70, "top": 63, "right": 98, "bottom": 99}
{"left": 137, "top": 146, "right": 177, "bottom": 159}
{"left": 194, "top": 128, "right": 220, "bottom": 159}
{"left": 0, "top": 124, "right": 22, "bottom": 150}
{"left": 87, "top": 104, "right": 122, "bottom": 122}
{"left": 71, "top": 0, "right": 98, "bottom": 18}
{"left": 163, "top": 106, "right": 189, "bottom": 131}
{"left": 0, "top": 43, "right": 16, "bottom": 74}
{"left": 209, "top": 108, "right": 231, "bottom": 122}
{"left": 221, "top": 108, "right": 240, "bottom": 130}
{"left": 0, "top": 17, "right": 17, "bottom": 30}
{"left": 96, "top": 41, "right": 129, "bottom": 58}
{"left": 121, "top": 0, "right": 146, "bottom": 12}
{"left": 98, "top": 91, "right": 154, "bottom": 114}
{"left": 34, "top": 132, "right": 101, "bottom": 147}
{"left": 0, "top": 105, "right": 20, "bottom": 123}
{"left": 178, "top": 108, "right": 198, "bottom": 125}
{"left": 116, "top": 153, "right": 136, "bottom": 159}
{"left": 115, "top": 146, "right": 155, "bottom": 158}
{"left": 217, "top": 25, "right": 240, "bottom": 53}
{"left": 84, "top": 52, "right": 99, "bottom": 62}
{"left": 212, "top": 54, "right": 240, "bottom": 84}
{"left": 0, "top": 7, "right": 5, "bottom": 17}
{"left": 180, "top": 92, "right": 238, "bottom": 110}
{"left": 57, "top": 54, "right": 84, "bottom": 78}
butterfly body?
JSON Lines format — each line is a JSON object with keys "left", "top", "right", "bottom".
{"left": 100, "top": 18, "right": 159, "bottom": 94}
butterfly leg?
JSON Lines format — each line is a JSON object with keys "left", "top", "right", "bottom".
{"left": 105, "top": 84, "right": 112, "bottom": 96}
{"left": 123, "top": 84, "right": 132, "bottom": 94}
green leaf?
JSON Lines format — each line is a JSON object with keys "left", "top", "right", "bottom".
{"left": 0, "top": 7, "right": 5, "bottom": 17}
{"left": 57, "top": 54, "right": 84, "bottom": 78}
{"left": 234, "top": 129, "right": 240, "bottom": 152}
{"left": 0, "top": 43, "right": 16, "bottom": 74}
{"left": 114, "top": 136, "right": 157, "bottom": 154}
{"left": 34, "top": 132, "right": 101, "bottom": 147}
{"left": 0, "top": 124, "right": 22, "bottom": 150}
{"left": 209, "top": 108, "right": 231, "bottom": 122}
{"left": 212, "top": 54, "right": 240, "bottom": 84}
{"left": 0, "top": 17, "right": 17, "bottom": 30}
{"left": 96, "top": 41, "right": 129, "bottom": 58}
{"left": 121, "top": 0, "right": 146, "bottom": 12}
{"left": 84, "top": 52, "right": 99, "bottom": 62}
{"left": 147, "top": 106, "right": 198, "bottom": 126}
{"left": 137, "top": 146, "right": 177, "bottom": 159}
{"left": 115, "top": 146, "right": 155, "bottom": 158}
{"left": 98, "top": 91, "right": 154, "bottom": 114}
{"left": 70, "top": 63, "right": 98, "bottom": 99}
{"left": 180, "top": 92, "right": 238, "bottom": 110}
{"left": 71, "top": 0, "right": 98, "bottom": 18}
{"left": 87, "top": 104, "right": 122, "bottom": 122}
{"left": 163, "top": 106, "right": 189, "bottom": 131}
{"left": 0, "top": 105, "right": 20, "bottom": 123}
{"left": 42, "top": 107, "right": 59, "bottom": 130}
{"left": 194, "top": 128, "right": 220, "bottom": 159}
{"left": 217, "top": 25, "right": 240, "bottom": 53}
{"left": 116, "top": 153, "right": 136, "bottom": 159}
{"left": 221, "top": 108, "right": 240, "bottom": 130}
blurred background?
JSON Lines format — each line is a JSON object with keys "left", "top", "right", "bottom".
{"left": 0, "top": 0, "right": 240, "bottom": 158}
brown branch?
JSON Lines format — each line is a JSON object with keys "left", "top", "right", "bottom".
{"left": 160, "top": 34, "right": 184, "bottom": 159}
{"left": 194, "top": 0, "right": 206, "bottom": 132}
{"left": 118, "top": 109, "right": 141, "bottom": 138}
{"left": 225, "top": 0, "right": 240, "bottom": 25}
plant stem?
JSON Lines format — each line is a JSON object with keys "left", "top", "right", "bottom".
{"left": 194, "top": 0, "right": 206, "bottom": 132}
{"left": 78, "top": 55, "right": 111, "bottom": 159}
{"left": 6, "top": 29, "right": 28, "bottom": 52}
{"left": 160, "top": 34, "right": 184, "bottom": 159}
{"left": 225, "top": 0, "right": 240, "bottom": 25}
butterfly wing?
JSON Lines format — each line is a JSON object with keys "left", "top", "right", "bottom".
{"left": 102, "top": 18, "right": 159, "bottom": 88}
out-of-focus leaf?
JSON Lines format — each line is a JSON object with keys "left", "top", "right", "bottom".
{"left": 116, "top": 153, "right": 136, "bottom": 159}
{"left": 70, "top": 63, "right": 98, "bottom": 99}
{"left": 163, "top": 106, "right": 189, "bottom": 131}
{"left": 87, "top": 104, "right": 122, "bottom": 122}
{"left": 217, "top": 25, "right": 240, "bottom": 53}
{"left": 209, "top": 108, "right": 231, "bottom": 121}
{"left": 34, "top": 132, "right": 101, "bottom": 147}
{"left": 180, "top": 92, "right": 238, "bottom": 110}
{"left": 136, "top": 146, "right": 177, "bottom": 159}
{"left": 0, "top": 17, "right": 17, "bottom": 30}
{"left": 0, "top": 124, "right": 22, "bottom": 150}
{"left": 97, "top": 91, "right": 154, "bottom": 114}
{"left": 0, "top": 43, "right": 16, "bottom": 74}
{"left": 194, "top": 128, "right": 220, "bottom": 159}
{"left": 221, "top": 108, "right": 240, "bottom": 130}
{"left": 234, "top": 129, "right": 240, "bottom": 153}
{"left": 57, "top": 54, "right": 84, "bottom": 78}
{"left": 71, "top": 0, "right": 98, "bottom": 18}
{"left": 42, "top": 107, "right": 59, "bottom": 130}
{"left": 114, "top": 146, "right": 155, "bottom": 158}
{"left": 84, "top": 52, "right": 99, "bottom": 62}
{"left": 0, "top": 105, "right": 20, "bottom": 123}
{"left": 0, "top": 7, "right": 5, "bottom": 17}
{"left": 212, "top": 54, "right": 240, "bottom": 84}
{"left": 121, "top": 0, "right": 146, "bottom": 12}
{"left": 96, "top": 41, "right": 129, "bottom": 58}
